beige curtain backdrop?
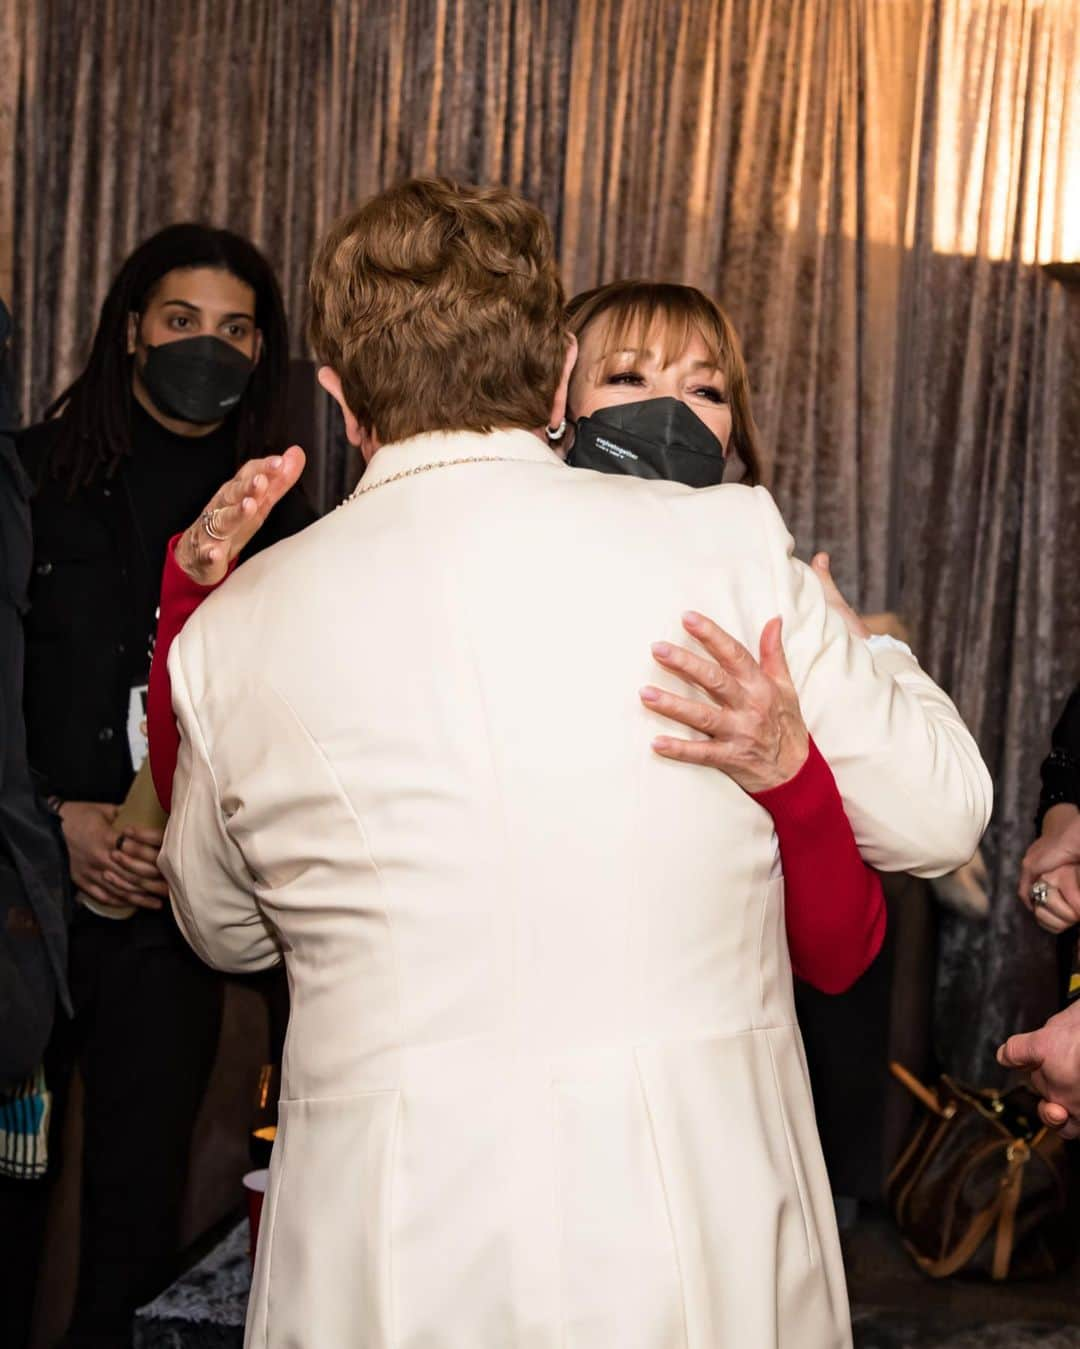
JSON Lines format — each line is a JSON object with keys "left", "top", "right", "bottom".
{"left": 2, "top": 0, "right": 1078, "bottom": 1077}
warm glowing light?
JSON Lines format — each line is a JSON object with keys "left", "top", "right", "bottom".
{"left": 931, "top": 0, "right": 1080, "bottom": 263}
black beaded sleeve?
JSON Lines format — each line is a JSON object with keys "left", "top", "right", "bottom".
{"left": 1036, "top": 685, "right": 1080, "bottom": 831}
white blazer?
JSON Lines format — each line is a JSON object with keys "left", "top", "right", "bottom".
{"left": 162, "top": 427, "right": 991, "bottom": 1349}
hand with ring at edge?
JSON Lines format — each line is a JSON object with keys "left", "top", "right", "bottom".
{"left": 1024, "top": 870, "right": 1080, "bottom": 934}
{"left": 175, "top": 445, "right": 307, "bottom": 587}
{"left": 1019, "top": 813, "right": 1080, "bottom": 933}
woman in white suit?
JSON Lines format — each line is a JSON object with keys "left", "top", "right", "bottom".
{"left": 160, "top": 177, "right": 992, "bottom": 1347}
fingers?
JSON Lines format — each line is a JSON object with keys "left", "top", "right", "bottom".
{"left": 997, "top": 1032, "right": 1044, "bottom": 1071}
{"left": 1021, "top": 834, "right": 1078, "bottom": 892}
{"left": 110, "top": 844, "right": 162, "bottom": 881}
{"left": 179, "top": 448, "right": 306, "bottom": 585}
{"left": 640, "top": 684, "right": 734, "bottom": 739}
{"left": 650, "top": 734, "right": 732, "bottom": 769}
{"left": 810, "top": 553, "right": 871, "bottom": 639}
{"left": 211, "top": 447, "right": 305, "bottom": 517}
{"left": 757, "top": 616, "right": 792, "bottom": 688}
{"left": 649, "top": 639, "right": 751, "bottom": 712}
{"left": 681, "top": 611, "right": 757, "bottom": 679}
{"left": 81, "top": 881, "right": 141, "bottom": 911}
{"left": 1026, "top": 878, "right": 1077, "bottom": 933}
{"left": 1019, "top": 842, "right": 1049, "bottom": 902}
{"left": 122, "top": 826, "right": 165, "bottom": 848}
{"left": 100, "top": 865, "right": 166, "bottom": 908}
{"left": 1045, "top": 865, "right": 1080, "bottom": 919}
{"left": 651, "top": 610, "right": 770, "bottom": 711}
{"left": 1039, "top": 1100, "right": 1070, "bottom": 1129}
{"left": 264, "top": 445, "right": 306, "bottom": 504}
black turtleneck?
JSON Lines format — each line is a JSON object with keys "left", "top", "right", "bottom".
{"left": 124, "top": 399, "right": 239, "bottom": 641}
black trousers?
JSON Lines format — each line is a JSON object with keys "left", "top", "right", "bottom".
{"left": 0, "top": 908, "right": 223, "bottom": 1348}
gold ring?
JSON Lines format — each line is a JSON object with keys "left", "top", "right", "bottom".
{"left": 201, "top": 509, "right": 228, "bottom": 542}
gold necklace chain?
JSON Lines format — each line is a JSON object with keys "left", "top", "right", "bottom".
{"left": 342, "top": 455, "right": 514, "bottom": 504}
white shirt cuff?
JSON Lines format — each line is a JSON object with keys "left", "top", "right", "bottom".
{"left": 866, "top": 633, "right": 914, "bottom": 659}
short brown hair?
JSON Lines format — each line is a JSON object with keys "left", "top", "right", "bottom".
{"left": 565, "top": 280, "right": 762, "bottom": 485}
{"left": 309, "top": 177, "right": 568, "bottom": 445}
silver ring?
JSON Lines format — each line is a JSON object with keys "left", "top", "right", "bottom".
{"left": 201, "top": 509, "right": 227, "bottom": 542}
{"left": 1031, "top": 880, "right": 1051, "bottom": 909}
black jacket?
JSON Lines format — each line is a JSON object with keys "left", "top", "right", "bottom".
{"left": 0, "top": 434, "right": 71, "bottom": 1084}
{"left": 18, "top": 419, "right": 318, "bottom": 806}
{"left": 16, "top": 417, "right": 317, "bottom": 950}
{"left": 1036, "top": 685, "right": 1080, "bottom": 831}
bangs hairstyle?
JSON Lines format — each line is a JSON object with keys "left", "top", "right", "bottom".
{"left": 566, "top": 280, "right": 762, "bottom": 485}
{"left": 41, "top": 223, "right": 289, "bottom": 493}
{"left": 309, "top": 177, "right": 568, "bottom": 445}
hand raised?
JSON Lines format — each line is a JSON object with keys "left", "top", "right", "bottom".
{"left": 175, "top": 445, "right": 307, "bottom": 586}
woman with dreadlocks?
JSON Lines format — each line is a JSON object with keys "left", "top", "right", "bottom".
{"left": 15, "top": 224, "right": 315, "bottom": 1345}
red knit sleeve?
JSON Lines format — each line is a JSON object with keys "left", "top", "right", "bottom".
{"left": 148, "top": 534, "right": 236, "bottom": 813}
{"left": 750, "top": 737, "right": 886, "bottom": 994}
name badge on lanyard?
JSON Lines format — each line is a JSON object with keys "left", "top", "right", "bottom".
{"left": 127, "top": 683, "right": 149, "bottom": 772}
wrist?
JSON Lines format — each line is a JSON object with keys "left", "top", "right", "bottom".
{"left": 750, "top": 737, "right": 835, "bottom": 826}
{"left": 1044, "top": 803, "right": 1080, "bottom": 839}
{"left": 173, "top": 530, "right": 201, "bottom": 580}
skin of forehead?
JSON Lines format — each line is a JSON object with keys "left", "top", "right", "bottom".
{"left": 148, "top": 267, "right": 256, "bottom": 322}
{"left": 579, "top": 314, "right": 722, "bottom": 379}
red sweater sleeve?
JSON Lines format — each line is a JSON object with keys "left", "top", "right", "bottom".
{"left": 750, "top": 737, "right": 886, "bottom": 995}
{"left": 148, "top": 534, "right": 235, "bottom": 813}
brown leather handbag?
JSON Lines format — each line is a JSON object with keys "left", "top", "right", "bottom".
{"left": 886, "top": 1061, "right": 1074, "bottom": 1280}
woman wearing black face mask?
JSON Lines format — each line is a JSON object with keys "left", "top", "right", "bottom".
{"left": 562, "top": 280, "right": 944, "bottom": 1215}
{"left": 13, "top": 224, "right": 315, "bottom": 1346}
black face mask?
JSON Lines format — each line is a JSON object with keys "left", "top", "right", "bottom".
{"left": 566, "top": 397, "right": 729, "bottom": 488}
{"left": 138, "top": 336, "right": 254, "bottom": 425}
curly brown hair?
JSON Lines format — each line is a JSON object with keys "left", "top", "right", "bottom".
{"left": 565, "top": 280, "right": 762, "bottom": 485}
{"left": 309, "top": 177, "right": 569, "bottom": 446}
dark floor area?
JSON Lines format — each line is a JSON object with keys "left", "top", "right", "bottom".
{"left": 846, "top": 1208, "right": 1080, "bottom": 1347}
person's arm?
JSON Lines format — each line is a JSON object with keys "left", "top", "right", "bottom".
{"left": 147, "top": 535, "right": 233, "bottom": 812}
{"left": 160, "top": 627, "right": 281, "bottom": 973}
{"left": 1035, "top": 687, "right": 1080, "bottom": 833}
{"left": 147, "top": 447, "right": 307, "bottom": 813}
{"left": 751, "top": 738, "right": 886, "bottom": 994}
{"left": 643, "top": 611, "right": 886, "bottom": 995}
{"left": 753, "top": 489, "right": 992, "bottom": 874}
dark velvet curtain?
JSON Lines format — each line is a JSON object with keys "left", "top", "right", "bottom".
{"left": 2, "top": 0, "right": 1078, "bottom": 1076}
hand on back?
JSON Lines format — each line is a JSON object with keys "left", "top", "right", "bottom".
{"left": 640, "top": 551, "right": 870, "bottom": 793}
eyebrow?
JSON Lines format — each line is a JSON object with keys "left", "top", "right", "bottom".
{"left": 160, "top": 298, "right": 255, "bottom": 322}
{"left": 600, "top": 348, "right": 720, "bottom": 374}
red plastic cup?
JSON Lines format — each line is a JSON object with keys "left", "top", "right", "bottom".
{"left": 243, "top": 1168, "right": 269, "bottom": 1264}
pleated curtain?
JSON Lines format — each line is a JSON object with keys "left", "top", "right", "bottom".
{"left": 2, "top": 0, "right": 1078, "bottom": 1076}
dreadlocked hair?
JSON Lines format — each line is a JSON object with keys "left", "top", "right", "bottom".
{"left": 42, "top": 223, "right": 289, "bottom": 493}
